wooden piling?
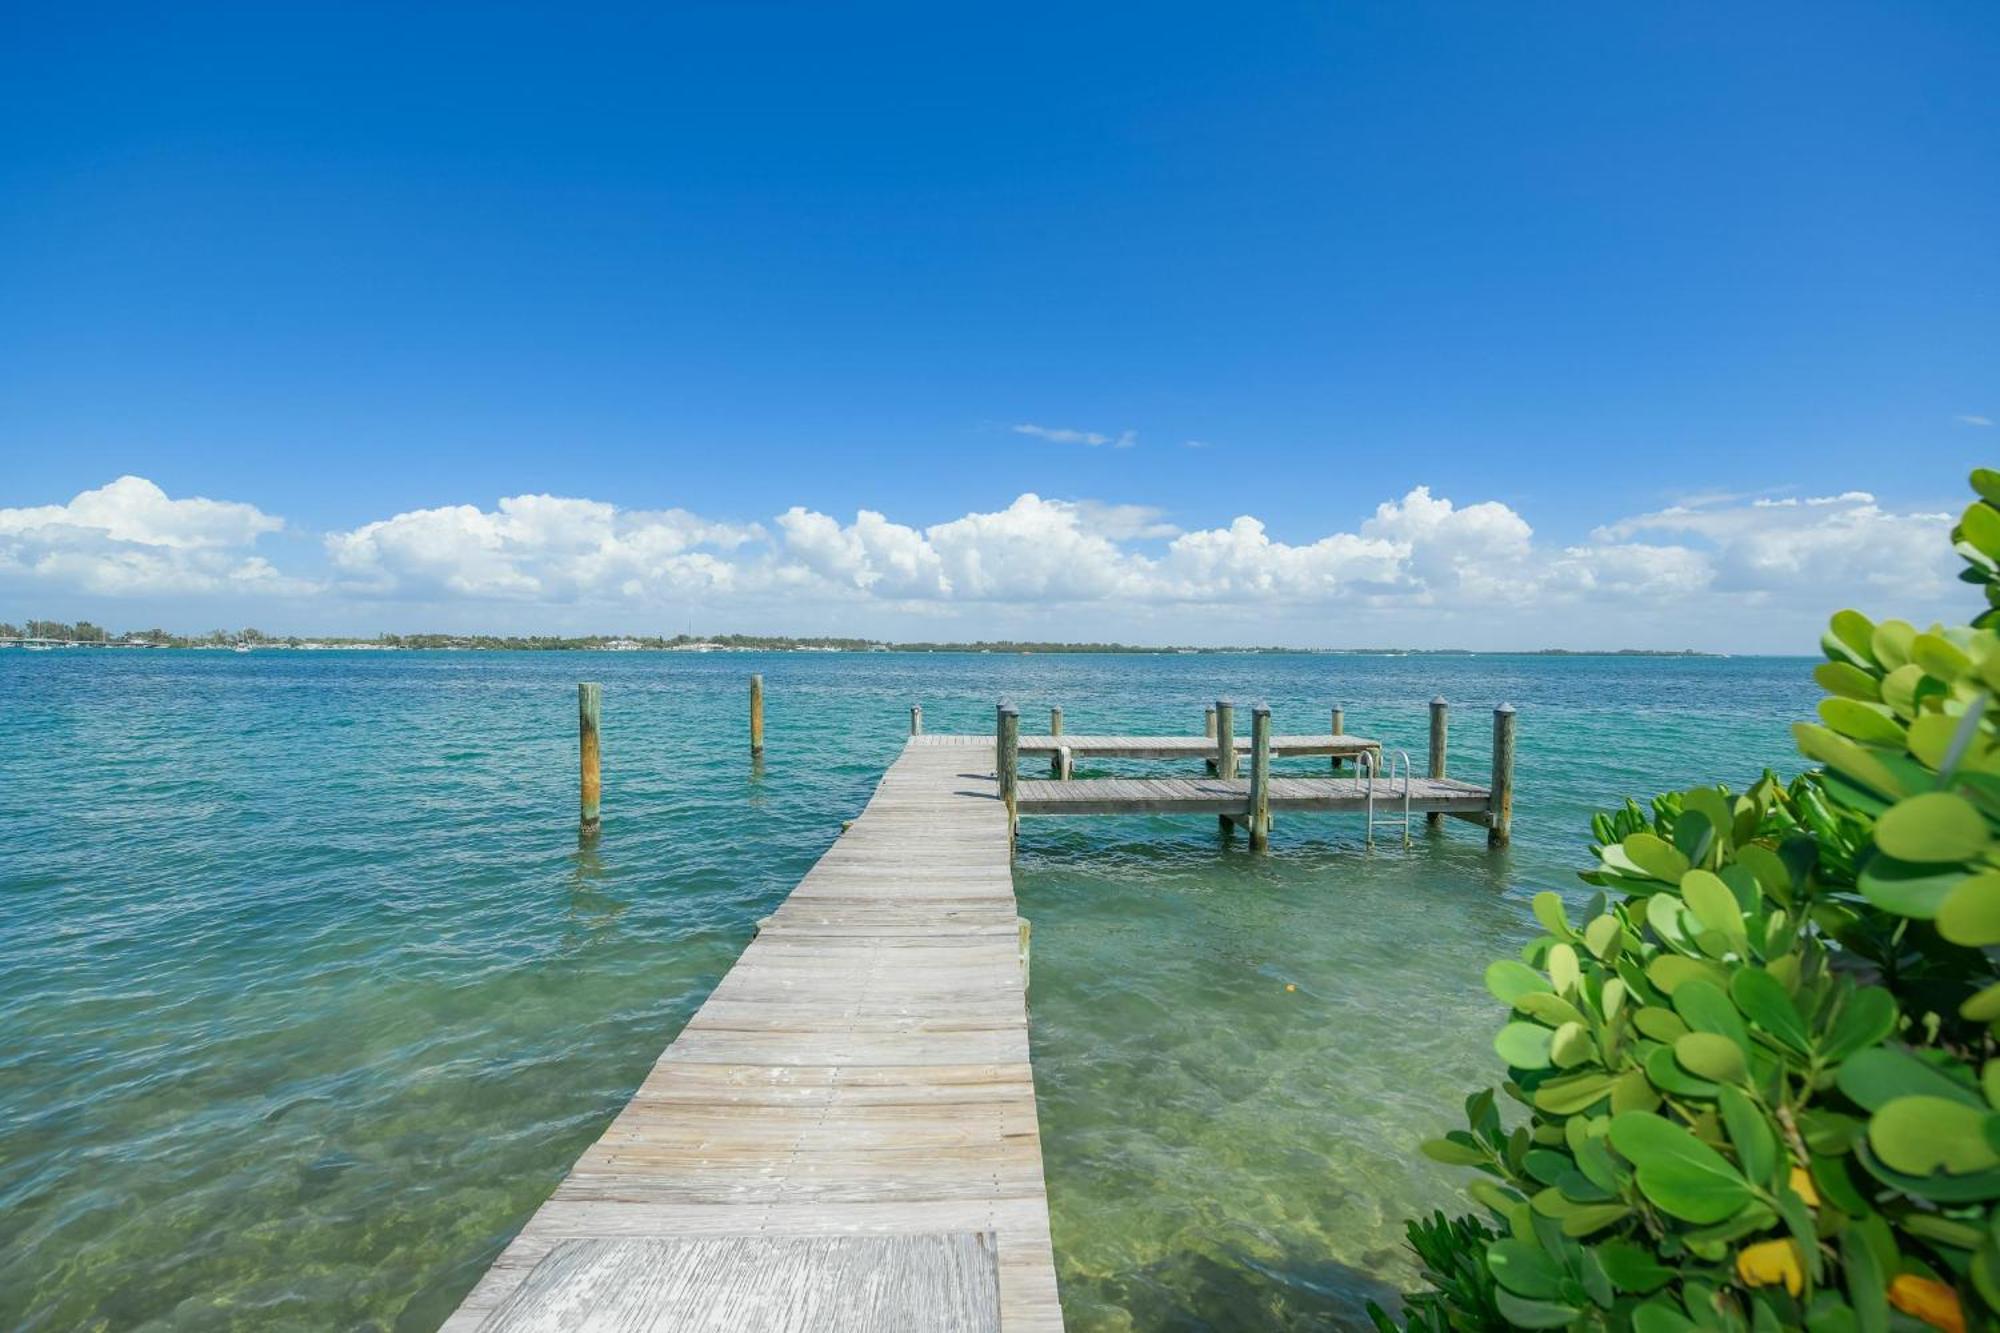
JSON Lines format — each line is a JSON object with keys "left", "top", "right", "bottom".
{"left": 1427, "top": 696, "right": 1448, "bottom": 827}
{"left": 997, "top": 704, "right": 1020, "bottom": 849}
{"left": 1214, "top": 699, "right": 1236, "bottom": 832}
{"left": 1249, "top": 705, "right": 1272, "bottom": 851}
{"left": 1489, "top": 703, "right": 1516, "bottom": 848}
{"left": 909, "top": 704, "right": 923, "bottom": 736}
{"left": 1050, "top": 706, "right": 1064, "bottom": 775}
{"left": 1213, "top": 699, "right": 1236, "bottom": 779}
{"left": 1330, "top": 705, "right": 1345, "bottom": 770}
{"left": 1204, "top": 706, "right": 1218, "bottom": 774}
{"left": 749, "top": 674, "right": 765, "bottom": 756}
{"left": 578, "top": 682, "right": 602, "bottom": 837}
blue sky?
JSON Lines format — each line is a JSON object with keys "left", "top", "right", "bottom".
{"left": 1, "top": 2, "right": 1994, "bottom": 647}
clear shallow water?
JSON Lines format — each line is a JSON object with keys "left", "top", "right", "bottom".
{"left": 0, "top": 650, "right": 1816, "bottom": 1331}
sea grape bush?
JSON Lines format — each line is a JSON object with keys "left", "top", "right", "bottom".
{"left": 1381, "top": 469, "right": 2000, "bottom": 1333}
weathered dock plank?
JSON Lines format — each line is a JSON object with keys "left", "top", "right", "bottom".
{"left": 445, "top": 737, "right": 1061, "bottom": 1332}
{"left": 479, "top": 1233, "right": 1000, "bottom": 1332}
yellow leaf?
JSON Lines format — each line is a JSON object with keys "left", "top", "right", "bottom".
{"left": 1735, "top": 1239, "right": 1804, "bottom": 1296}
{"left": 1889, "top": 1275, "right": 1966, "bottom": 1333}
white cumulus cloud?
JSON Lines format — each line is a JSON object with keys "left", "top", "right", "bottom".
{"left": 1, "top": 474, "right": 1972, "bottom": 649}
{"left": 0, "top": 476, "right": 302, "bottom": 595}
{"left": 326, "top": 494, "right": 761, "bottom": 601}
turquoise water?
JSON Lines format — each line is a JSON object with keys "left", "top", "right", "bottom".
{"left": 0, "top": 650, "right": 1816, "bottom": 1330}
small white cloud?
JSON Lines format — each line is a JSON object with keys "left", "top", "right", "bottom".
{"left": 0, "top": 475, "right": 302, "bottom": 595}
{"left": 326, "top": 494, "right": 762, "bottom": 601}
{"left": 1182, "top": 439, "right": 1210, "bottom": 449}
{"left": 1957, "top": 414, "right": 1994, "bottom": 428}
{"left": 1012, "top": 423, "right": 1137, "bottom": 448}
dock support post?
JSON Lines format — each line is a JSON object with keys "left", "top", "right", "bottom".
{"left": 1489, "top": 703, "right": 1515, "bottom": 848}
{"left": 910, "top": 704, "right": 922, "bottom": 736}
{"left": 997, "top": 704, "right": 1020, "bottom": 850}
{"left": 1427, "top": 696, "right": 1448, "bottom": 826}
{"left": 1050, "top": 706, "right": 1064, "bottom": 775}
{"left": 1249, "top": 705, "right": 1272, "bottom": 851}
{"left": 1330, "top": 705, "right": 1345, "bottom": 770}
{"left": 1204, "top": 706, "right": 1217, "bottom": 774}
{"left": 1214, "top": 699, "right": 1236, "bottom": 833}
{"left": 1018, "top": 917, "right": 1032, "bottom": 991}
{"left": 578, "top": 682, "right": 602, "bottom": 838}
{"left": 749, "top": 674, "right": 765, "bottom": 757}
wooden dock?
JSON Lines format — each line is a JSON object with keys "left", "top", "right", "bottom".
{"left": 447, "top": 688, "right": 1516, "bottom": 1329}
{"left": 446, "top": 736, "right": 1061, "bottom": 1331}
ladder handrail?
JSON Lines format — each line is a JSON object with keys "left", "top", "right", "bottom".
{"left": 1360, "top": 748, "right": 1415, "bottom": 848}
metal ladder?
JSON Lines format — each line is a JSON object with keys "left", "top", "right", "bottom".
{"left": 1360, "top": 748, "right": 1415, "bottom": 847}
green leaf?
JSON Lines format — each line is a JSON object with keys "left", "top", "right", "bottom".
{"left": 1645, "top": 1043, "right": 1720, "bottom": 1098}
{"left": 1841, "top": 1224, "right": 1889, "bottom": 1333}
{"left": 1673, "top": 978, "right": 1750, "bottom": 1051}
{"left": 1515, "top": 992, "right": 1587, "bottom": 1027}
{"left": 1551, "top": 1021, "right": 1594, "bottom": 1068}
{"left": 1486, "top": 959, "right": 1553, "bottom": 1005}
{"left": 1421, "top": 1135, "right": 1489, "bottom": 1166}
{"left": 1493, "top": 1289, "right": 1584, "bottom": 1329}
{"left": 1959, "top": 503, "right": 2000, "bottom": 560}
{"left": 1793, "top": 723, "right": 1906, "bottom": 799}
{"left": 1868, "top": 1096, "right": 2000, "bottom": 1175}
{"left": 1647, "top": 954, "right": 1726, "bottom": 997}
{"left": 1912, "top": 631, "right": 1972, "bottom": 683}
{"left": 1718, "top": 1085, "right": 1779, "bottom": 1186}
{"left": 1583, "top": 914, "right": 1623, "bottom": 961}
{"left": 1730, "top": 968, "right": 1811, "bottom": 1054}
{"left": 1964, "top": 980, "right": 2000, "bottom": 1023}
{"left": 1875, "top": 791, "right": 1992, "bottom": 862}
{"left": 1633, "top": 1298, "right": 1698, "bottom": 1333}
{"left": 1676, "top": 1032, "right": 1749, "bottom": 1086}
{"left": 1532, "top": 891, "right": 1575, "bottom": 940}
{"left": 1837, "top": 1046, "right": 1985, "bottom": 1111}
{"left": 1608, "top": 1111, "right": 1757, "bottom": 1223}
{"left": 1736, "top": 844, "right": 1795, "bottom": 904}
{"left": 1496, "top": 1022, "right": 1555, "bottom": 1069}
{"left": 1486, "top": 1238, "right": 1565, "bottom": 1298}
{"left": 1634, "top": 1007, "right": 1690, "bottom": 1043}
{"left": 1872, "top": 619, "right": 1916, "bottom": 671}
{"left": 1622, "top": 831, "right": 1690, "bottom": 882}
{"left": 1971, "top": 468, "right": 2000, "bottom": 507}
{"left": 1937, "top": 870, "right": 2000, "bottom": 946}
{"left": 1819, "top": 988, "right": 1897, "bottom": 1063}
{"left": 1818, "top": 698, "right": 1905, "bottom": 746}
{"left": 1547, "top": 942, "right": 1581, "bottom": 994}
{"left": 1533, "top": 1072, "right": 1616, "bottom": 1115}
{"left": 1856, "top": 854, "right": 1966, "bottom": 918}
{"left": 1829, "top": 609, "right": 1879, "bottom": 664}
{"left": 1814, "top": 661, "right": 1883, "bottom": 701}
{"left": 1680, "top": 869, "right": 1746, "bottom": 942}
{"left": 1596, "top": 1239, "right": 1676, "bottom": 1294}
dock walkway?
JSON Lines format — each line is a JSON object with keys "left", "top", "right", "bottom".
{"left": 446, "top": 737, "right": 1061, "bottom": 1331}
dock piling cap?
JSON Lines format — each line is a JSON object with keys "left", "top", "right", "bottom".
{"left": 1432, "top": 694, "right": 1448, "bottom": 705}
{"left": 997, "top": 701, "right": 1018, "bottom": 716}
{"left": 1251, "top": 702, "right": 1271, "bottom": 717}
{"left": 1496, "top": 701, "right": 1516, "bottom": 714}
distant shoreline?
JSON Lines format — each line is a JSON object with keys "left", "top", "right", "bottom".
{"left": 5, "top": 626, "right": 1723, "bottom": 657}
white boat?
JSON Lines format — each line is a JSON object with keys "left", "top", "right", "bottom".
{"left": 234, "top": 642, "right": 252, "bottom": 654}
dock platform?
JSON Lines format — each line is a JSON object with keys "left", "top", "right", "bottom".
{"left": 446, "top": 736, "right": 1061, "bottom": 1332}
{"left": 1005, "top": 733, "right": 1379, "bottom": 762}
{"left": 1013, "top": 773, "right": 1493, "bottom": 818}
